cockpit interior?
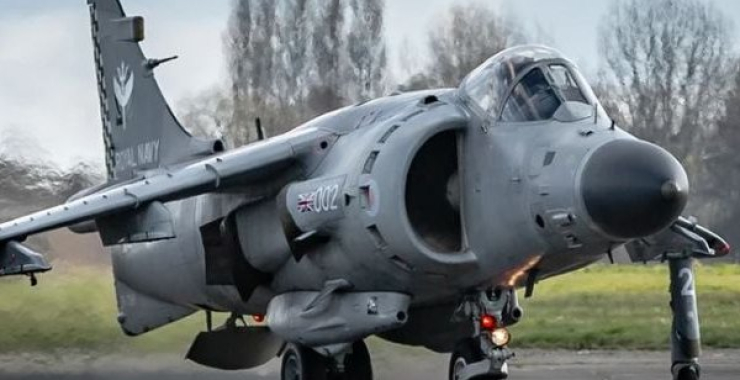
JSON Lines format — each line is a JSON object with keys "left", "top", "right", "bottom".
{"left": 461, "top": 45, "right": 607, "bottom": 124}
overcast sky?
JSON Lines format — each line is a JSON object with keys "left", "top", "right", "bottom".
{"left": 1, "top": 0, "right": 740, "bottom": 169}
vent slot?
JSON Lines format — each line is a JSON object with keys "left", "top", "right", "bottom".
{"left": 390, "top": 255, "right": 413, "bottom": 272}
{"left": 379, "top": 125, "right": 400, "bottom": 144}
{"left": 363, "top": 151, "right": 380, "bottom": 174}
{"left": 367, "top": 225, "right": 388, "bottom": 249}
{"left": 543, "top": 151, "right": 556, "bottom": 167}
{"left": 401, "top": 110, "right": 424, "bottom": 122}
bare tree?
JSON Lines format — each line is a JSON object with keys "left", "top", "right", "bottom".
{"left": 346, "top": 0, "right": 388, "bottom": 100}
{"left": 705, "top": 66, "right": 740, "bottom": 258}
{"left": 275, "top": 0, "right": 311, "bottom": 115}
{"left": 225, "top": 0, "right": 257, "bottom": 145}
{"left": 177, "top": 87, "right": 233, "bottom": 144}
{"left": 225, "top": 0, "right": 309, "bottom": 144}
{"left": 222, "top": 0, "right": 389, "bottom": 143}
{"left": 597, "top": 0, "right": 734, "bottom": 162}
{"left": 250, "top": 0, "right": 278, "bottom": 104}
{"left": 309, "top": 0, "right": 346, "bottom": 115}
{"left": 426, "top": 3, "right": 522, "bottom": 88}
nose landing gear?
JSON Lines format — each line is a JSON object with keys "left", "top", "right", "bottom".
{"left": 449, "top": 289, "right": 520, "bottom": 380}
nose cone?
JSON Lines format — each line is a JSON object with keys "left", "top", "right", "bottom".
{"left": 580, "top": 139, "right": 689, "bottom": 240}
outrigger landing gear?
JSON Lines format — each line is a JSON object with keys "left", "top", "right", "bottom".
{"left": 449, "top": 288, "right": 521, "bottom": 380}
{"left": 668, "top": 256, "right": 702, "bottom": 380}
{"left": 280, "top": 340, "right": 372, "bottom": 380}
{"left": 628, "top": 217, "right": 731, "bottom": 380}
{"left": 663, "top": 218, "right": 732, "bottom": 380}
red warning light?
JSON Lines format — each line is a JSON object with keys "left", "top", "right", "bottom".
{"left": 480, "top": 314, "right": 497, "bottom": 331}
{"left": 253, "top": 314, "right": 265, "bottom": 323}
{"left": 718, "top": 242, "right": 731, "bottom": 256}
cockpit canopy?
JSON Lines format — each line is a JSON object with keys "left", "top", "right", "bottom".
{"left": 460, "top": 45, "right": 605, "bottom": 123}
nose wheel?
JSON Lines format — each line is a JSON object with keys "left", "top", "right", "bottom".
{"left": 280, "top": 340, "right": 372, "bottom": 380}
{"left": 450, "top": 338, "right": 508, "bottom": 380}
{"left": 450, "top": 339, "right": 482, "bottom": 380}
{"left": 448, "top": 289, "right": 518, "bottom": 380}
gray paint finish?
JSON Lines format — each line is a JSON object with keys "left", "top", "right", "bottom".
{"left": 0, "top": 1, "right": 729, "bottom": 378}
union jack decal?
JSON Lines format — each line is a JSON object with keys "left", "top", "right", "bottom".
{"left": 297, "top": 192, "right": 316, "bottom": 213}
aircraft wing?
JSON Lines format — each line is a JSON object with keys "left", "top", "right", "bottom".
{"left": 0, "top": 127, "right": 330, "bottom": 278}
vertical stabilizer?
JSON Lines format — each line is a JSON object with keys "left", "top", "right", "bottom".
{"left": 88, "top": 0, "right": 223, "bottom": 181}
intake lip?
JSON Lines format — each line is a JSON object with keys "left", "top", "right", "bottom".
{"left": 580, "top": 139, "right": 689, "bottom": 240}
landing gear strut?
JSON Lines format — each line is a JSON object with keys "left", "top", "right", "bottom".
{"left": 628, "top": 217, "right": 731, "bottom": 380}
{"left": 449, "top": 288, "right": 520, "bottom": 380}
{"left": 669, "top": 257, "right": 701, "bottom": 380}
{"left": 662, "top": 217, "right": 730, "bottom": 380}
{"left": 280, "top": 340, "right": 372, "bottom": 380}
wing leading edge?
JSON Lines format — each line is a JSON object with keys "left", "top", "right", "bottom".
{"left": 0, "top": 127, "right": 330, "bottom": 248}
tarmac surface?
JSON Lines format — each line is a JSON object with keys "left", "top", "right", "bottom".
{"left": 0, "top": 349, "right": 737, "bottom": 380}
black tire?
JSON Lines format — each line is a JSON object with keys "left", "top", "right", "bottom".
{"left": 449, "top": 339, "right": 485, "bottom": 380}
{"left": 339, "top": 340, "right": 373, "bottom": 380}
{"left": 281, "top": 343, "right": 328, "bottom": 380}
{"left": 675, "top": 365, "right": 700, "bottom": 380}
{"left": 449, "top": 339, "right": 506, "bottom": 380}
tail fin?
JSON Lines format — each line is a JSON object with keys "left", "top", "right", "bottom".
{"left": 88, "top": 0, "right": 223, "bottom": 181}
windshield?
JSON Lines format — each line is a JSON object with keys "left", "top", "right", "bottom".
{"left": 548, "top": 64, "right": 588, "bottom": 104}
{"left": 460, "top": 45, "right": 601, "bottom": 123}
{"left": 501, "top": 68, "right": 561, "bottom": 122}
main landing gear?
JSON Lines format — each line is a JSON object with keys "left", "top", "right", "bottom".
{"left": 449, "top": 288, "right": 522, "bottom": 380}
{"left": 280, "top": 340, "right": 372, "bottom": 380}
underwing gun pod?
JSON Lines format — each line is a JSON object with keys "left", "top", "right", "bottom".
{"left": 0, "top": 1, "right": 731, "bottom": 380}
{"left": 626, "top": 217, "right": 731, "bottom": 380}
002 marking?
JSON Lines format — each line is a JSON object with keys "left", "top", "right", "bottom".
{"left": 314, "top": 184, "right": 339, "bottom": 213}
{"left": 679, "top": 268, "right": 695, "bottom": 297}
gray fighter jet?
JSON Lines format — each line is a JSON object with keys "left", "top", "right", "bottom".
{"left": 0, "top": 1, "right": 730, "bottom": 379}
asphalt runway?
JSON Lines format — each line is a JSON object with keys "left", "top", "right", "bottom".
{"left": 0, "top": 349, "right": 737, "bottom": 380}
